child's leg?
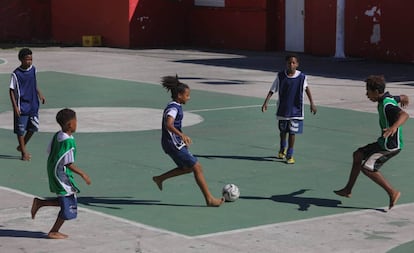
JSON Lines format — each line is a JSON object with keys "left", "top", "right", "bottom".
{"left": 153, "top": 167, "right": 193, "bottom": 190}
{"left": 287, "top": 134, "right": 296, "bottom": 158}
{"left": 362, "top": 169, "right": 401, "bottom": 210}
{"left": 279, "top": 132, "right": 287, "bottom": 151}
{"left": 48, "top": 217, "right": 67, "bottom": 239}
{"left": 17, "top": 135, "right": 31, "bottom": 161}
{"left": 31, "top": 197, "right": 59, "bottom": 219}
{"left": 334, "top": 150, "right": 364, "bottom": 197}
{"left": 192, "top": 162, "right": 224, "bottom": 207}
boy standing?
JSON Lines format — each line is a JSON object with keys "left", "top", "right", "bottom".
{"left": 262, "top": 54, "right": 317, "bottom": 164}
{"left": 9, "top": 48, "right": 46, "bottom": 161}
{"left": 334, "top": 75, "right": 409, "bottom": 210}
{"left": 31, "top": 108, "right": 91, "bottom": 239}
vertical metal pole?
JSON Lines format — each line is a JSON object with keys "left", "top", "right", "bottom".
{"left": 334, "top": 0, "right": 346, "bottom": 58}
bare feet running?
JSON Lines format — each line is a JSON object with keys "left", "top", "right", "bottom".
{"left": 48, "top": 232, "right": 68, "bottom": 239}
{"left": 333, "top": 189, "right": 352, "bottom": 198}
{"left": 21, "top": 152, "right": 31, "bottom": 161}
{"left": 152, "top": 176, "right": 163, "bottom": 191}
{"left": 389, "top": 191, "right": 401, "bottom": 210}
{"left": 31, "top": 198, "right": 41, "bottom": 219}
{"left": 207, "top": 197, "right": 225, "bottom": 207}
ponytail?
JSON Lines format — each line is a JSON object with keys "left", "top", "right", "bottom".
{"left": 162, "top": 75, "right": 189, "bottom": 99}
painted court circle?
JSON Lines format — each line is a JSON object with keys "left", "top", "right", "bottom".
{"left": 0, "top": 107, "right": 203, "bottom": 133}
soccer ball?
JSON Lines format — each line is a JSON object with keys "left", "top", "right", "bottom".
{"left": 222, "top": 184, "right": 240, "bottom": 202}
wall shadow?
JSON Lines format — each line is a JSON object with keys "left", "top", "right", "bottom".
{"left": 175, "top": 49, "right": 414, "bottom": 83}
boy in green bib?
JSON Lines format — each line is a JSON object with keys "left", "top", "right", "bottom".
{"left": 334, "top": 75, "right": 409, "bottom": 210}
{"left": 31, "top": 108, "right": 91, "bottom": 239}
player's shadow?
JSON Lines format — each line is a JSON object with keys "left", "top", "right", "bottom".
{"left": 195, "top": 154, "right": 277, "bottom": 162}
{"left": 0, "top": 228, "right": 47, "bottom": 238}
{"left": 77, "top": 196, "right": 204, "bottom": 209}
{"left": 0, "top": 154, "right": 21, "bottom": 160}
{"left": 240, "top": 189, "right": 386, "bottom": 212}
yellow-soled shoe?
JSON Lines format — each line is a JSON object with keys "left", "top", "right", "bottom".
{"left": 277, "top": 150, "right": 287, "bottom": 159}
{"left": 286, "top": 157, "right": 295, "bottom": 164}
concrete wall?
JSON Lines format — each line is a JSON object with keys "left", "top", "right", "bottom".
{"left": 0, "top": 0, "right": 51, "bottom": 42}
{"left": 345, "top": 1, "right": 414, "bottom": 62}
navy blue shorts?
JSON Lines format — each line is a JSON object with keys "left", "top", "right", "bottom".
{"left": 359, "top": 142, "right": 400, "bottom": 171}
{"left": 58, "top": 194, "right": 77, "bottom": 220}
{"left": 166, "top": 146, "right": 198, "bottom": 169}
{"left": 278, "top": 119, "right": 303, "bottom": 134}
{"left": 14, "top": 115, "right": 39, "bottom": 136}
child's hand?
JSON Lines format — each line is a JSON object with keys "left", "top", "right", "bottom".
{"left": 82, "top": 173, "right": 92, "bottom": 185}
{"left": 310, "top": 104, "right": 317, "bottom": 114}
{"left": 261, "top": 104, "right": 268, "bottom": 112}
{"left": 400, "top": 95, "right": 409, "bottom": 108}
{"left": 40, "top": 96, "right": 46, "bottom": 104}
{"left": 382, "top": 127, "right": 397, "bottom": 138}
{"left": 182, "top": 134, "right": 192, "bottom": 146}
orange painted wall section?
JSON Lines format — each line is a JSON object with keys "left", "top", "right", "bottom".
{"left": 51, "top": 0, "right": 130, "bottom": 47}
{"left": 346, "top": 1, "right": 414, "bottom": 62}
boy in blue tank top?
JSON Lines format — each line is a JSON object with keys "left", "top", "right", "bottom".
{"left": 334, "top": 75, "right": 409, "bottom": 210}
{"left": 262, "top": 54, "right": 317, "bottom": 164}
{"left": 9, "top": 48, "right": 46, "bottom": 161}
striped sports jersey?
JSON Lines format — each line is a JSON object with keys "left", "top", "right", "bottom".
{"left": 161, "top": 101, "right": 186, "bottom": 151}
{"left": 10, "top": 65, "right": 40, "bottom": 116}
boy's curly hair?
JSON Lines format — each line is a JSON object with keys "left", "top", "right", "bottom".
{"left": 365, "top": 75, "right": 386, "bottom": 93}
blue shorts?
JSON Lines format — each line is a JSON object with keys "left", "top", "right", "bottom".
{"left": 166, "top": 146, "right": 198, "bottom": 168}
{"left": 278, "top": 119, "right": 303, "bottom": 134}
{"left": 14, "top": 115, "right": 39, "bottom": 136}
{"left": 359, "top": 142, "right": 400, "bottom": 171}
{"left": 58, "top": 194, "right": 77, "bottom": 220}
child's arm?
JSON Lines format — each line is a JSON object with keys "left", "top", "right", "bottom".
{"left": 37, "top": 88, "right": 46, "bottom": 104}
{"left": 165, "top": 115, "right": 192, "bottom": 146}
{"left": 305, "top": 87, "right": 317, "bottom": 114}
{"left": 383, "top": 110, "right": 409, "bottom": 138}
{"left": 9, "top": 88, "right": 20, "bottom": 116}
{"left": 394, "top": 95, "right": 409, "bottom": 108}
{"left": 261, "top": 91, "right": 274, "bottom": 112}
{"left": 66, "top": 163, "right": 91, "bottom": 185}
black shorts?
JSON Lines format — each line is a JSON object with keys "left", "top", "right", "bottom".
{"left": 358, "top": 142, "right": 400, "bottom": 171}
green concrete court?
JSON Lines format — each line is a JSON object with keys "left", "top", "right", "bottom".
{"left": 1, "top": 71, "right": 414, "bottom": 237}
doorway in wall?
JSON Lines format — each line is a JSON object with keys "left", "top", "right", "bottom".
{"left": 285, "top": 0, "right": 304, "bottom": 52}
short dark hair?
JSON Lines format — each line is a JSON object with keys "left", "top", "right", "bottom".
{"left": 285, "top": 53, "right": 299, "bottom": 62}
{"left": 18, "top": 48, "right": 32, "bottom": 60}
{"left": 365, "top": 75, "right": 386, "bottom": 93}
{"left": 56, "top": 108, "right": 76, "bottom": 128}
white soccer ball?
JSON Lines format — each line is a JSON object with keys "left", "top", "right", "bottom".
{"left": 222, "top": 184, "right": 240, "bottom": 202}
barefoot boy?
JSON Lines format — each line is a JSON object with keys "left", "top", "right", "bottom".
{"left": 31, "top": 108, "right": 91, "bottom": 239}
{"left": 334, "top": 75, "right": 409, "bottom": 210}
{"left": 9, "top": 48, "right": 46, "bottom": 160}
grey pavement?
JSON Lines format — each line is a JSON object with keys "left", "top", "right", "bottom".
{"left": 1, "top": 47, "right": 414, "bottom": 253}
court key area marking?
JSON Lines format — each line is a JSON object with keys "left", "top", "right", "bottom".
{"left": 0, "top": 107, "right": 203, "bottom": 133}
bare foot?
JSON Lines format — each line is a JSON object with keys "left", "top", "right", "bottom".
{"left": 333, "top": 189, "right": 352, "bottom": 198}
{"left": 389, "top": 191, "right": 401, "bottom": 210}
{"left": 31, "top": 198, "right": 41, "bottom": 219}
{"left": 21, "top": 152, "right": 31, "bottom": 161}
{"left": 152, "top": 176, "right": 163, "bottom": 191}
{"left": 47, "top": 232, "right": 68, "bottom": 239}
{"left": 207, "top": 197, "right": 225, "bottom": 207}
